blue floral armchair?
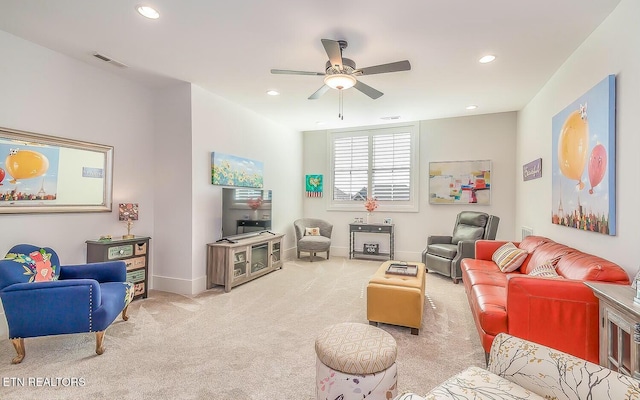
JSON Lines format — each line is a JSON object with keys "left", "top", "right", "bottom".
{"left": 0, "top": 244, "right": 134, "bottom": 364}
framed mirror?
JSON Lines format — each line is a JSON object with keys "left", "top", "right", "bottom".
{"left": 0, "top": 126, "right": 113, "bottom": 214}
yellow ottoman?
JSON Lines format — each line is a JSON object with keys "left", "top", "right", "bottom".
{"left": 367, "top": 261, "right": 426, "bottom": 335}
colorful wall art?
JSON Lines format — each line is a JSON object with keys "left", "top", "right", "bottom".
{"left": 429, "top": 160, "right": 492, "bottom": 205}
{"left": 305, "top": 174, "right": 323, "bottom": 197}
{"left": 0, "top": 126, "right": 113, "bottom": 214}
{"left": 211, "top": 152, "right": 263, "bottom": 188}
{"left": 551, "top": 75, "right": 616, "bottom": 235}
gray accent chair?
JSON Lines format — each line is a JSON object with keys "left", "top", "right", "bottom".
{"left": 421, "top": 211, "right": 499, "bottom": 284}
{"left": 293, "top": 218, "right": 333, "bottom": 262}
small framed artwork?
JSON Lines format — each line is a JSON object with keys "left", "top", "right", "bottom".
{"left": 234, "top": 253, "right": 245, "bottom": 263}
{"left": 383, "top": 218, "right": 392, "bottom": 225}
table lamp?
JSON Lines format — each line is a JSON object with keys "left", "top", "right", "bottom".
{"left": 118, "top": 203, "right": 138, "bottom": 239}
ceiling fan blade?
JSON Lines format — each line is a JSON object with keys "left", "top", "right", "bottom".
{"left": 271, "top": 69, "right": 324, "bottom": 76}
{"left": 358, "top": 60, "right": 411, "bottom": 75}
{"left": 308, "top": 84, "right": 330, "bottom": 100}
{"left": 321, "top": 39, "right": 343, "bottom": 70}
{"left": 354, "top": 81, "right": 383, "bottom": 99}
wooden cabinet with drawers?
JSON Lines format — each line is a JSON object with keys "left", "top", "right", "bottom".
{"left": 86, "top": 236, "right": 151, "bottom": 300}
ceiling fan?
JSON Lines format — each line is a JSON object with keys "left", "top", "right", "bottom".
{"left": 271, "top": 39, "right": 411, "bottom": 100}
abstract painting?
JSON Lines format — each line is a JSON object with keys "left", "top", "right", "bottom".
{"left": 551, "top": 75, "right": 616, "bottom": 235}
{"left": 429, "top": 160, "right": 492, "bottom": 205}
{"left": 305, "top": 174, "right": 323, "bottom": 197}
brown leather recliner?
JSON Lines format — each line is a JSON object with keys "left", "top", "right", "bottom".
{"left": 421, "top": 211, "right": 499, "bottom": 283}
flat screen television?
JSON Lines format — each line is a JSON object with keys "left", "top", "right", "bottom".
{"left": 220, "top": 187, "right": 272, "bottom": 240}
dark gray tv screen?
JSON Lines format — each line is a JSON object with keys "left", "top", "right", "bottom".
{"left": 221, "top": 188, "right": 272, "bottom": 239}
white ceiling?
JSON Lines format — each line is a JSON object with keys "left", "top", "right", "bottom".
{"left": 0, "top": 0, "right": 621, "bottom": 132}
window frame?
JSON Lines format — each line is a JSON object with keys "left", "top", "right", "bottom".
{"left": 326, "top": 122, "right": 419, "bottom": 212}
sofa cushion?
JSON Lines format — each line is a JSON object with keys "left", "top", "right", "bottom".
{"left": 305, "top": 227, "right": 320, "bottom": 236}
{"left": 423, "top": 366, "right": 544, "bottom": 400}
{"left": 556, "top": 252, "right": 631, "bottom": 282}
{"left": 525, "top": 242, "right": 572, "bottom": 274}
{"left": 492, "top": 243, "right": 528, "bottom": 272}
{"left": 464, "top": 269, "right": 510, "bottom": 287}
{"left": 298, "top": 236, "right": 330, "bottom": 251}
{"left": 426, "top": 243, "right": 457, "bottom": 259}
{"left": 517, "top": 235, "right": 551, "bottom": 253}
{"left": 528, "top": 262, "right": 562, "bottom": 278}
{"left": 469, "top": 284, "right": 507, "bottom": 336}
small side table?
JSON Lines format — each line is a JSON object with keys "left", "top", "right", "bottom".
{"left": 349, "top": 223, "right": 394, "bottom": 260}
{"left": 584, "top": 281, "right": 640, "bottom": 379}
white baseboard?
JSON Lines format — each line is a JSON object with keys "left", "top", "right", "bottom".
{"left": 152, "top": 275, "right": 207, "bottom": 296}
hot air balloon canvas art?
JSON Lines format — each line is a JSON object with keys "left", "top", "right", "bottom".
{"left": 551, "top": 75, "right": 616, "bottom": 235}
{"left": 0, "top": 141, "right": 59, "bottom": 202}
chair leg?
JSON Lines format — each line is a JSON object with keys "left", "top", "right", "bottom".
{"left": 11, "top": 338, "right": 25, "bottom": 364}
{"left": 326, "top": 249, "right": 330, "bottom": 259}
{"left": 310, "top": 252, "right": 315, "bottom": 262}
{"left": 122, "top": 305, "right": 130, "bottom": 321}
{"left": 95, "top": 331, "right": 106, "bottom": 355}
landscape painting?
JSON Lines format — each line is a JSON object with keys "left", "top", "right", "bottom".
{"left": 211, "top": 152, "right": 263, "bottom": 188}
{"left": 551, "top": 75, "right": 615, "bottom": 235}
{"left": 429, "top": 160, "right": 492, "bottom": 205}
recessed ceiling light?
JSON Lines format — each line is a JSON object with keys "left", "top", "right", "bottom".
{"left": 266, "top": 90, "right": 279, "bottom": 96}
{"left": 466, "top": 105, "right": 478, "bottom": 110}
{"left": 316, "top": 121, "right": 326, "bottom": 125}
{"left": 136, "top": 5, "right": 160, "bottom": 19}
{"left": 479, "top": 55, "right": 496, "bottom": 64}
{"left": 381, "top": 116, "right": 401, "bottom": 120}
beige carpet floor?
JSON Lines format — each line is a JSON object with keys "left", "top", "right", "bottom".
{"left": 0, "top": 257, "right": 485, "bottom": 400}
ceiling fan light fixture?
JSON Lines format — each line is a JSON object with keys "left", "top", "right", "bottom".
{"left": 324, "top": 74, "right": 356, "bottom": 90}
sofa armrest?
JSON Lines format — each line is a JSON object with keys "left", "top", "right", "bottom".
{"left": 488, "top": 332, "right": 640, "bottom": 399}
{"left": 59, "top": 260, "right": 126, "bottom": 283}
{"left": 506, "top": 275, "right": 600, "bottom": 362}
{"left": 427, "top": 235, "right": 452, "bottom": 245}
{"left": 0, "top": 279, "right": 101, "bottom": 338}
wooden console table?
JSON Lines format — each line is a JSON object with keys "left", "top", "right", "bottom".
{"left": 349, "top": 223, "right": 394, "bottom": 261}
{"left": 584, "top": 281, "right": 640, "bottom": 378}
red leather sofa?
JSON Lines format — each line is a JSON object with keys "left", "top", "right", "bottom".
{"left": 461, "top": 235, "right": 630, "bottom": 363}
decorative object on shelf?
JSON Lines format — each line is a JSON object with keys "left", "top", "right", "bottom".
{"left": 364, "top": 197, "right": 378, "bottom": 223}
{"left": 383, "top": 218, "right": 392, "bottom": 225}
{"left": 305, "top": 174, "right": 323, "bottom": 197}
{"left": 363, "top": 243, "right": 379, "bottom": 255}
{"left": 523, "top": 158, "right": 542, "bottom": 181}
{"left": 247, "top": 197, "right": 263, "bottom": 220}
{"left": 429, "top": 160, "right": 492, "bottom": 205}
{"left": 551, "top": 74, "right": 616, "bottom": 235}
{"left": 118, "top": 203, "right": 138, "bottom": 239}
{"left": 211, "top": 152, "right": 263, "bottom": 188}
{"left": 0, "top": 126, "right": 113, "bottom": 214}
{"left": 98, "top": 235, "right": 112, "bottom": 242}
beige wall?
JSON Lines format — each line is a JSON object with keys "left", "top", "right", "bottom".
{"left": 516, "top": 0, "right": 638, "bottom": 276}
{"left": 302, "top": 112, "right": 518, "bottom": 261}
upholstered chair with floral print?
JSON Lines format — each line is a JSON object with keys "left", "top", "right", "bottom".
{"left": 0, "top": 244, "right": 134, "bottom": 364}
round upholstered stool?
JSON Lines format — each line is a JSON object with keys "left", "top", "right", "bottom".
{"left": 315, "top": 322, "right": 397, "bottom": 400}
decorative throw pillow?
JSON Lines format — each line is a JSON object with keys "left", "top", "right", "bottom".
{"left": 529, "top": 261, "right": 563, "bottom": 278}
{"left": 4, "top": 249, "right": 59, "bottom": 283}
{"left": 492, "top": 242, "right": 528, "bottom": 273}
{"left": 305, "top": 227, "right": 321, "bottom": 236}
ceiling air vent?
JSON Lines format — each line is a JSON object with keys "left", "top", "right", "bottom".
{"left": 92, "top": 52, "right": 128, "bottom": 68}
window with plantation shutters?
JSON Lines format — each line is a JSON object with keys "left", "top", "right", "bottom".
{"left": 328, "top": 123, "right": 419, "bottom": 212}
